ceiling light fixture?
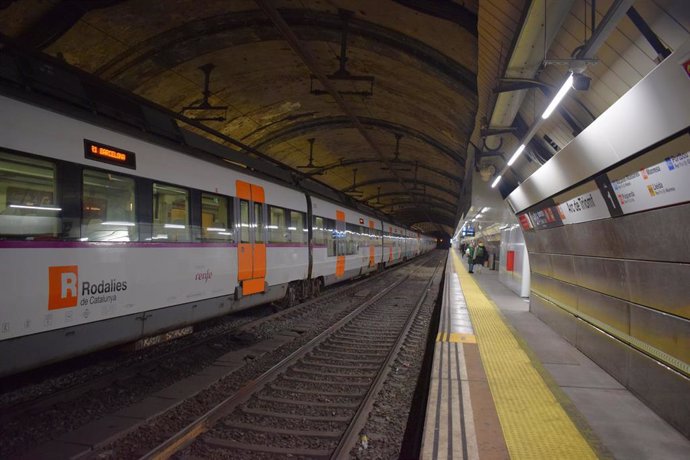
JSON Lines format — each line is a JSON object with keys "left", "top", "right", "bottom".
{"left": 542, "top": 73, "right": 574, "bottom": 119}
{"left": 507, "top": 144, "right": 526, "bottom": 166}
{"left": 491, "top": 72, "right": 578, "bottom": 188}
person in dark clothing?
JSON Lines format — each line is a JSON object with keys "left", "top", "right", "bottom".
{"left": 467, "top": 243, "right": 475, "bottom": 273}
{"left": 473, "top": 241, "right": 488, "bottom": 273}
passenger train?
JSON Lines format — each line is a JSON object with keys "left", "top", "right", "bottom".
{"left": 0, "top": 94, "right": 436, "bottom": 376}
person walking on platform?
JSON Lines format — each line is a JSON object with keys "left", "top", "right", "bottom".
{"left": 474, "top": 241, "right": 488, "bottom": 273}
{"left": 467, "top": 243, "right": 476, "bottom": 273}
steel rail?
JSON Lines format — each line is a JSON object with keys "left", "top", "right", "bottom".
{"left": 330, "top": 256, "right": 444, "bottom": 457}
{"left": 0, "top": 261, "right": 401, "bottom": 425}
{"left": 139, "top": 254, "right": 436, "bottom": 459}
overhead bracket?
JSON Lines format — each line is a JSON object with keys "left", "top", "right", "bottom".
{"left": 410, "top": 161, "right": 425, "bottom": 192}
{"left": 296, "top": 138, "right": 324, "bottom": 173}
{"left": 480, "top": 126, "right": 516, "bottom": 138}
{"left": 346, "top": 168, "right": 364, "bottom": 196}
{"left": 380, "top": 133, "right": 412, "bottom": 171}
{"left": 180, "top": 63, "right": 228, "bottom": 122}
{"left": 310, "top": 9, "right": 375, "bottom": 97}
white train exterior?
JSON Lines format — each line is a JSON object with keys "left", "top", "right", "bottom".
{"left": 0, "top": 94, "right": 436, "bottom": 376}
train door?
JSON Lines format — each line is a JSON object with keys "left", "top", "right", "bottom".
{"left": 368, "top": 220, "right": 376, "bottom": 267}
{"left": 335, "top": 210, "right": 345, "bottom": 277}
{"left": 236, "top": 180, "right": 266, "bottom": 296}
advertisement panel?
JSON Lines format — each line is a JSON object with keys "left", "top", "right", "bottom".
{"left": 608, "top": 149, "right": 690, "bottom": 214}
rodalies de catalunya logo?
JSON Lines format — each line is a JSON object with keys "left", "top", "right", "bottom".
{"left": 49, "top": 266, "right": 127, "bottom": 310}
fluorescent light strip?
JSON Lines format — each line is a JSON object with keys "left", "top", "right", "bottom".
{"left": 542, "top": 74, "right": 574, "bottom": 119}
{"left": 102, "top": 221, "right": 136, "bottom": 226}
{"left": 507, "top": 144, "right": 526, "bottom": 166}
{"left": 207, "top": 227, "right": 227, "bottom": 232}
{"left": 491, "top": 175, "right": 502, "bottom": 188}
{"left": 10, "top": 204, "right": 62, "bottom": 211}
{"left": 164, "top": 224, "right": 186, "bottom": 229}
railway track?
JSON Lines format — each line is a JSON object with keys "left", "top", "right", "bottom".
{"left": 142, "top": 256, "right": 443, "bottom": 459}
{"left": 0, "top": 261, "right": 411, "bottom": 425}
{"left": 0, "top": 254, "right": 439, "bottom": 459}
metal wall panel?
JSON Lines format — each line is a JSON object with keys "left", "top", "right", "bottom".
{"left": 630, "top": 305, "right": 690, "bottom": 363}
{"left": 530, "top": 294, "right": 577, "bottom": 345}
{"left": 529, "top": 252, "right": 552, "bottom": 277}
{"left": 564, "top": 219, "right": 625, "bottom": 259}
{"left": 627, "top": 349, "right": 690, "bottom": 439}
{"left": 529, "top": 203, "right": 690, "bottom": 261}
{"left": 577, "top": 287, "right": 631, "bottom": 335}
{"left": 523, "top": 231, "right": 543, "bottom": 253}
{"left": 573, "top": 256, "right": 631, "bottom": 301}
{"left": 537, "top": 226, "right": 570, "bottom": 255}
{"left": 626, "top": 260, "right": 690, "bottom": 319}
{"left": 530, "top": 272, "right": 552, "bottom": 298}
{"left": 549, "top": 253, "right": 576, "bottom": 283}
{"left": 575, "top": 319, "right": 631, "bottom": 387}
{"left": 615, "top": 204, "right": 690, "bottom": 263}
{"left": 548, "top": 277, "right": 579, "bottom": 312}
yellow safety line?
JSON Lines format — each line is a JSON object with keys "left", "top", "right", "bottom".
{"left": 436, "top": 332, "right": 477, "bottom": 343}
{"left": 450, "top": 250, "right": 597, "bottom": 460}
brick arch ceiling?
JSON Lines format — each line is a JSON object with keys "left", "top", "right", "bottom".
{"left": 0, "top": 0, "right": 478, "bottom": 237}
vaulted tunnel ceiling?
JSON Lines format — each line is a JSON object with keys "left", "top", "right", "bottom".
{"left": 3, "top": 1, "right": 687, "bottom": 239}
{"left": 0, "top": 0, "right": 480, "bottom": 237}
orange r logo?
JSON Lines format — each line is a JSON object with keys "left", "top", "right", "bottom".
{"left": 49, "top": 265, "right": 79, "bottom": 310}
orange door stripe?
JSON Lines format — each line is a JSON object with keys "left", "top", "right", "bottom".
{"left": 368, "top": 220, "right": 375, "bottom": 267}
{"left": 236, "top": 180, "right": 251, "bottom": 200}
{"left": 236, "top": 181, "right": 266, "bottom": 295}
{"left": 336, "top": 256, "right": 345, "bottom": 277}
{"left": 336, "top": 210, "right": 345, "bottom": 276}
{"left": 253, "top": 243, "right": 266, "bottom": 278}
{"left": 250, "top": 184, "right": 265, "bottom": 203}
{"left": 238, "top": 243, "right": 253, "bottom": 281}
{"left": 242, "top": 278, "right": 264, "bottom": 295}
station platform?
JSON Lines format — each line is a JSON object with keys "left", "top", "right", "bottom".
{"left": 421, "top": 248, "right": 690, "bottom": 459}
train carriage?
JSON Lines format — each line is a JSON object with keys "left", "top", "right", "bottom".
{"left": 0, "top": 94, "right": 434, "bottom": 376}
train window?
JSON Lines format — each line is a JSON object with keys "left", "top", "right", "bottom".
{"left": 0, "top": 151, "right": 60, "bottom": 239}
{"left": 254, "top": 202, "right": 264, "bottom": 243}
{"left": 290, "top": 210, "right": 306, "bottom": 244}
{"left": 152, "top": 183, "right": 190, "bottom": 242}
{"left": 325, "top": 218, "right": 336, "bottom": 257}
{"left": 82, "top": 169, "right": 136, "bottom": 242}
{"left": 268, "top": 205, "right": 287, "bottom": 243}
{"left": 239, "top": 199, "right": 250, "bottom": 243}
{"left": 201, "top": 193, "right": 232, "bottom": 242}
{"left": 345, "top": 223, "right": 359, "bottom": 255}
{"left": 312, "top": 216, "right": 325, "bottom": 246}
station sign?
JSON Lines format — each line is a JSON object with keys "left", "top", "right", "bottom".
{"left": 518, "top": 132, "right": 690, "bottom": 231}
